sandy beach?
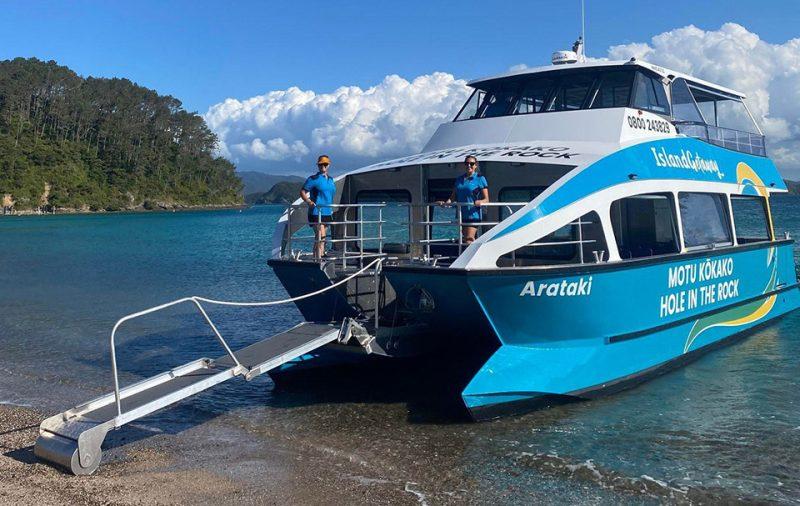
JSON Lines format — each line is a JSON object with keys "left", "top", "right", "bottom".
{"left": 0, "top": 404, "right": 429, "bottom": 505}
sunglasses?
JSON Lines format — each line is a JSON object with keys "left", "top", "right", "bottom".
{"left": 317, "top": 163, "right": 330, "bottom": 167}
{"left": 464, "top": 162, "right": 477, "bottom": 167}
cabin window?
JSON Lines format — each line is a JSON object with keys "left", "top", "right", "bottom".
{"left": 546, "top": 73, "right": 595, "bottom": 111}
{"left": 678, "top": 192, "right": 733, "bottom": 248}
{"left": 631, "top": 72, "right": 670, "bottom": 115}
{"left": 355, "top": 189, "right": 411, "bottom": 252}
{"left": 590, "top": 71, "right": 635, "bottom": 109}
{"left": 514, "top": 77, "right": 556, "bottom": 114}
{"left": 689, "top": 84, "right": 759, "bottom": 133}
{"left": 671, "top": 78, "right": 704, "bottom": 123}
{"left": 497, "top": 211, "right": 607, "bottom": 267}
{"left": 454, "top": 83, "right": 517, "bottom": 120}
{"left": 731, "top": 195, "right": 771, "bottom": 243}
{"left": 610, "top": 193, "right": 679, "bottom": 259}
{"left": 454, "top": 89, "right": 484, "bottom": 121}
{"left": 482, "top": 81, "right": 519, "bottom": 118}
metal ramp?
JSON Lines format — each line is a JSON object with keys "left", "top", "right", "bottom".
{"left": 34, "top": 322, "right": 342, "bottom": 475}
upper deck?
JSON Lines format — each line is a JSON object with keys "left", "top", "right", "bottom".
{"left": 272, "top": 55, "right": 784, "bottom": 275}
{"left": 424, "top": 59, "right": 766, "bottom": 158}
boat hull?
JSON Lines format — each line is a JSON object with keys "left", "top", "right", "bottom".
{"left": 271, "top": 241, "right": 799, "bottom": 420}
{"left": 458, "top": 240, "right": 799, "bottom": 418}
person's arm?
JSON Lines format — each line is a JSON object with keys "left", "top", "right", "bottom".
{"left": 300, "top": 180, "right": 315, "bottom": 207}
{"left": 474, "top": 187, "right": 489, "bottom": 207}
{"left": 438, "top": 189, "right": 456, "bottom": 206}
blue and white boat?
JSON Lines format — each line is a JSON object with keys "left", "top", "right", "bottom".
{"left": 32, "top": 39, "right": 800, "bottom": 476}
{"left": 268, "top": 39, "right": 800, "bottom": 419}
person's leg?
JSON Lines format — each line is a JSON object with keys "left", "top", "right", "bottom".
{"left": 315, "top": 223, "right": 327, "bottom": 259}
{"left": 462, "top": 225, "right": 477, "bottom": 246}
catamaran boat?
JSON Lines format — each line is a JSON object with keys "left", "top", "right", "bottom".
{"left": 34, "top": 40, "right": 800, "bottom": 475}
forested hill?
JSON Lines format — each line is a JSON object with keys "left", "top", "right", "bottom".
{"left": 0, "top": 58, "right": 241, "bottom": 212}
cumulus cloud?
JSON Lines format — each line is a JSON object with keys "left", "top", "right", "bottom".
{"left": 205, "top": 73, "right": 470, "bottom": 173}
{"left": 206, "top": 23, "right": 800, "bottom": 177}
{"left": 232, "top": 137, "right": 309, "bottom": 161}
{"left": 608, "top": 23, "right": 800, "bottom": 176}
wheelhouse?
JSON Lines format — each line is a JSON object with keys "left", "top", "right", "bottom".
{"left": 454, "top": 64, "right": 670, "bottom": 120}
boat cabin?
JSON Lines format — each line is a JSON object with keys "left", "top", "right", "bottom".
{"left": 272, "top": 59, "right": 781, "bottom": 276}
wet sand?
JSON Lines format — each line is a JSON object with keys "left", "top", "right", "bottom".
{"left": 0, "top": 404, "right": 426, "bottom": 505}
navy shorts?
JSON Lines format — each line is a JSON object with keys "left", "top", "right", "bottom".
{"left": 308, "top": 213, "right": 333, "bottom": 228}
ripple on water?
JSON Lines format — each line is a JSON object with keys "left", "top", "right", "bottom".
{"left": 2, "top": 202, "right": 800, "bottom": 503}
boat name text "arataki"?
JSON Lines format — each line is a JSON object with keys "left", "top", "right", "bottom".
{"left": 519, "top": 277, "right": 593, "bottom": 297}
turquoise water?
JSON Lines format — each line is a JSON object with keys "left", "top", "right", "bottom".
{"left": 1, "top": 200, "right": 799, "bottom": 503}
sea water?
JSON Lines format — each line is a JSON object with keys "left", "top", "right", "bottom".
{"left": 1, "top": 198, "right": 799, "bottom": 503}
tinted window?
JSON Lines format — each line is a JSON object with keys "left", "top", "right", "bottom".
{"left": 631, "top": 72, "right": 669, "bottom": 115}
{"left": 454, "top": 89, "right": 484, "bottom": 121}
{"left": 481, "top": 81, "right": 519, "bottom": 118}
{"left": 731, "top": 195, "right": 771, "bottom": 243}
{"left": 611, "top": 193, "right": 679, "bottom": 259}
{"left": 454, "top": 83, "right": 518, "bottom": 121}
{"left": 514, "top": 78, "right": 556, "bottom": 114}
{"left": 591, "top": 71, "right": 635, "bottom": 109}
{"left": 679, "top": 192, "right": 732, "bottom": 248}
{"left": 547, "top": 73, "right": 595, "bottom": 111}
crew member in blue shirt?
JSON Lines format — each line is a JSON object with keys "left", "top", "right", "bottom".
{"left": 439, "top": 155, "right": 489, "bottom": 245}
{"left": 300, "top": 155, "right": 336, "bottom": 259}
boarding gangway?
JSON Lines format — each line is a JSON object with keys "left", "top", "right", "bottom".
{"left": 34, "top": 258, "right": 383, "bottom": 475}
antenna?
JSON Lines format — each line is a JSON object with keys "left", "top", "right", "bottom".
{"left": 581, "top": 0, "right": 586, "bottom": 56}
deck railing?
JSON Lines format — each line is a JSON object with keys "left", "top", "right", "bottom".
{"left": 674, "top": 121, "right": 766, "bottom": 157}
{"left": 283, "top": 201, "right": 602, "bottom": 268}
{"left": 285, "top": 203, "right": 388, "bottom": 269}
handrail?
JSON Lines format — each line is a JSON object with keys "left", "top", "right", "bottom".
{"left": 673, "top": 120, "right": 766, "bottom": 156}
{"left": 284, "top": 201, "right": 531, "bottom": 263}
{"left": 109, "top": 257, "right": 383, "bottom": 420}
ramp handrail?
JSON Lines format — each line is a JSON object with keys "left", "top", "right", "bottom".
{"left": 109, "top": 257, "right": 383, "bottom": 420}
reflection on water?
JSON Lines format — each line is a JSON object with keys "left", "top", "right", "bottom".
{"left": 1, "top": 198, "right": 799, "bottom": 502}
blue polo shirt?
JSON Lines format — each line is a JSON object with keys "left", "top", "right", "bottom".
{"left": 454, "top": 174, "right": 488, "bottom": 221}
{"left": 302, "top": 172, "right": 336, "bottom": 216}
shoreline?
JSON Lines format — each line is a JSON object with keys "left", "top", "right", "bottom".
{"left": 0, "top": 403, "right": 426, "bottom": 505}
{"left": 0, "top": 203, "right": 250, "bottom": 217}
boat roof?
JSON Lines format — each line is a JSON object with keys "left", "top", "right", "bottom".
{"left": 468, "top": 59, "right": 747, "bottom": 99}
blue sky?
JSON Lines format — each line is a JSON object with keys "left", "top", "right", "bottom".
{"left": 1, "top": 0, "right": 798, "bottom": 113}
{"left": 2, "top": 1, "right": 800, "bottom": 175}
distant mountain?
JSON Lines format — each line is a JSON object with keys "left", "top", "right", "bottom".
{"left": 784, "top": 179, "right": 800, "bottom": 195}
{"left": 237, "top": 171, "right": 303, "bottom": 196}
{"left": 245, "top": 181, "right": 303, "bottom": 205}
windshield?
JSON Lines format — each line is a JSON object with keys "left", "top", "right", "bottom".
{"left": 454, "top": 67, "right": 669, "bottom": 121}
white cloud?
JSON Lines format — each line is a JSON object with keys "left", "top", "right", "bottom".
{"left": 206, "top": 23, "right": 800, "bottom": 178}
{"left": 608, "top": 23, "right": 800, "bottom": 177}
{"left": 205, "top": 73, "right": 470, "bottom": 173}
{"left": 232, "top": 137, "right": 309, "bottom": 161}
